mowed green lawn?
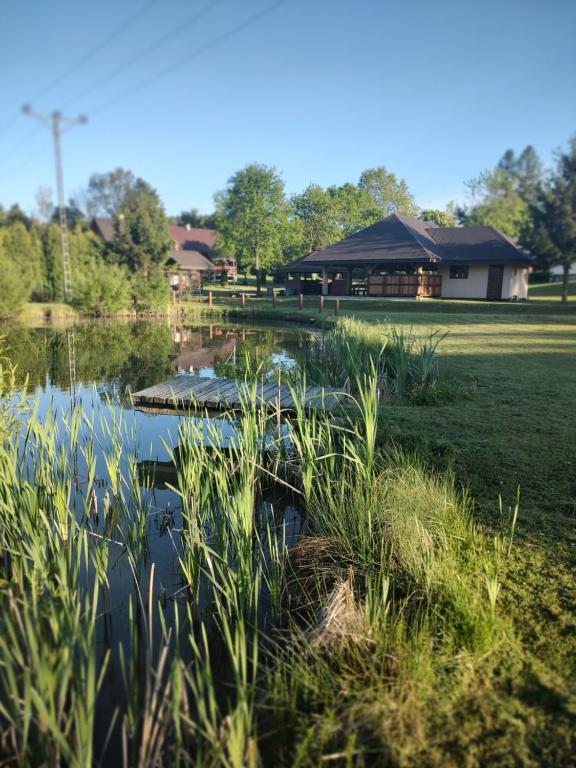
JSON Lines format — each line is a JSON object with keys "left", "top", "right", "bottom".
{"left": 205, "top": 293, "right": 576, "bottom": 752}
{"left": 380, "top": 308, "right": 576, "bottom": 671}
{"left": 338, "top": 301, "right": 576, "bottom": 753}
{"left": 529, "top": 278, "right": 576, "bottom": 301}
{"left": 312, "top": 299, "right": 576, "bottom": 757}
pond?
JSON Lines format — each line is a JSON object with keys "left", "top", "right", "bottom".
{"left": 1, "top": 319, "right": 315, "bottom": 762}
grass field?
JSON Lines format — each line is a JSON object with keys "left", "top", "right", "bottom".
{"left": 185, "top": 293, "right": 576, "bottom": 761}
{"left": 529, "top": 278, "right": 576, "bottom": 301}
{"left": 339, "top": 301, "right": 576, "bottom": 762}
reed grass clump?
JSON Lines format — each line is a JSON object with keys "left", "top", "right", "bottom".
{"left": 292, "top": 317, "right": 452, "bottom": 403}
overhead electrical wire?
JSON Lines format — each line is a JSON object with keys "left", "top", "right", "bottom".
{"left": 0, "top": 0, "right": 287, "bottom": 193}
{"left": 0, "top": 140, "right": 53, "bottom": 188}
{"left": 59, "top": 0, "right": 223, "bottom": 110}
{"left": 29, "top": 0, "right": 160, "bottom": 104}
{"left": 0, "top": 0, "right": 158, "bottom": 144}
{"left": 91, "top": 0, "right": 286, "bottom": 116}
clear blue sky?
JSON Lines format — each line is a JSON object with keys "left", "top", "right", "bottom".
{"left": 0, "top": 0, "right": 574, "bottom": 217}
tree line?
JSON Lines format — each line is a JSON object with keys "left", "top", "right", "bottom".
{"left": 0, "top": 132, "right": 574, "bottom": 316}
{"left": 0, "top": 171, "right": 174, "bottom": 318}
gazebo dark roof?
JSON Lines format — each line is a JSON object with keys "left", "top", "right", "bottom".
{"left": 428, "top": 225, "right": 531, "bottom": 263}
{"left": 279, "top": 214, "right": 532, "bottom": 272}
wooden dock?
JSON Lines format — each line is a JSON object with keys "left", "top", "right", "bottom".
{"left": 131, "top": 376, "right": 345, "bottom": 413}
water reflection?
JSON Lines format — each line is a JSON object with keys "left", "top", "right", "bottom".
{"left": 3, "top": 320, "right": 308, "bottom": 395}
{"left": 4, "top": 319, "right": 309, "bottom": 619}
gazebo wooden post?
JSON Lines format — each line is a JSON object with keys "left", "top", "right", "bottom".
{"left": 321, "top": 267, "right": 329, "bottom": 296}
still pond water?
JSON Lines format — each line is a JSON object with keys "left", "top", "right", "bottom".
{"left": 3, "top": 319, "right": 314, "bottom": 757}
{"left": 4, "top": 316, "right": 313, "bottom": 530}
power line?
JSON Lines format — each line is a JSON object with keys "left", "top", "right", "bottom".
{"left": 22, "top": 106, "right": 87, "bottom": 302}
{"left": 0, "top": 125, "right": 43, "bottom": 168}
{"left": 91, "top": 0, "right": 286, "bottom": 116}
{"left": 0, "top": 139, "right": 52, "bottom": 188}
{"left": 0, "top": 1, "right": 286, "bottom": 197}
{"left": 59, "top": 0, "right": 222, "bottom": 111}
{"left": 0, "top": 0, "right": 157, "bottom": 147}
{"left": 29, "top": 0, "right": 160, "bottom": 105}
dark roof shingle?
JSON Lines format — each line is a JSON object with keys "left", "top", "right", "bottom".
{"left": 427, "top": 225, "right": 531, "bottom": 263}
{"left": 168, "top": 250, "right": 214, "bottom": 271}
{"left": 279, "top": 214, "right": 532, "bottom": 271}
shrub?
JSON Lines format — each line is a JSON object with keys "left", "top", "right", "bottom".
{"left": 0, "top": 255, "right": 31, "bottom": 318}
{"left": 74, "top": 262, "right": 131, "bottom": 316}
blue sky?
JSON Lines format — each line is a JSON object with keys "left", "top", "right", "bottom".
{"left": 0, "top": 0, "right": 574, "bottom": 217}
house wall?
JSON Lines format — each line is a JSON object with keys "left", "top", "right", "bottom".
{"left": 439, "top": 264, "right": 488, "bottom": 299}
{"left": 439, "top": 264, "right": 529, "bottom": 300}
{"left": 501, "top": 266, "right": 529, "bottom": 300}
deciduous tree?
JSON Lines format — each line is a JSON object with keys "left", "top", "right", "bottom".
{"left": 176, "top": 209, "right": 216, "bottom": 229}
{"left": 290, "top": 184, "right": 341, "bottom": 251}
{"left": 0, "top": 231, "right": 31, "bottom": 317}
{"left": 419, "top": 208, "right": 456, "bottom": 227}
{"left": 215, "top": 164, "right": 289, "bottom": 294}
{"left": 85, "top": 168, "right": 138, "bottom": 217}
{"left": 358, "top": 166, "right": 418, "bottom": 217}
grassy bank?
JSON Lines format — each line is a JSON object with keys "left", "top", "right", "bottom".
{"left": 0, "top": 303, "right": 574, "bottom": 764}
{"left": 19, "top": 301, "right": 80, "bottom": 323}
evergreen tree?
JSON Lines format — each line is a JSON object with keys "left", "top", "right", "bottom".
{"left": 114, "top": 185, "right": 173, "bottom": 275}
{"left": 462, "top": 146, "right": 543, "bottom": 243}
{"left": 0, "top": 229, "right": 32, "bottom": 317}
{"left": 531, "top": 137, "right": 576, "bottom": 302}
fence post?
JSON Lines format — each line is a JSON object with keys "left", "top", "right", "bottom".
{"left": 241, "top": 293, "right": 246, "bottom": 307}
{"left": 272, "top": 291, "right": 277, "bottom": 308}
{"left": 208, "top": 290, "right": 213, "bottom": 307}
{"left": 335, "top": 298, "right": 340, "bottom": 317}
{"left": 319, "top": 295, "right": 324, "bottom": 313}
{"left": 299, "top": 293, "right": 304, "bottom": 310}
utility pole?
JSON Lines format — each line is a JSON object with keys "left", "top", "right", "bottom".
{"left": 22, "top": 105, "right": 87, "bottom": 303}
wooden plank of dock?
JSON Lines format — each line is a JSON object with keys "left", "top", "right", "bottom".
{"left": 132, "top": 376, "right": 344, "bottom": 413}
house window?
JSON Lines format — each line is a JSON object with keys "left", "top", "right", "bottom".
{"left": 449, "top": 265, "right": 469, "bottom": 279}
